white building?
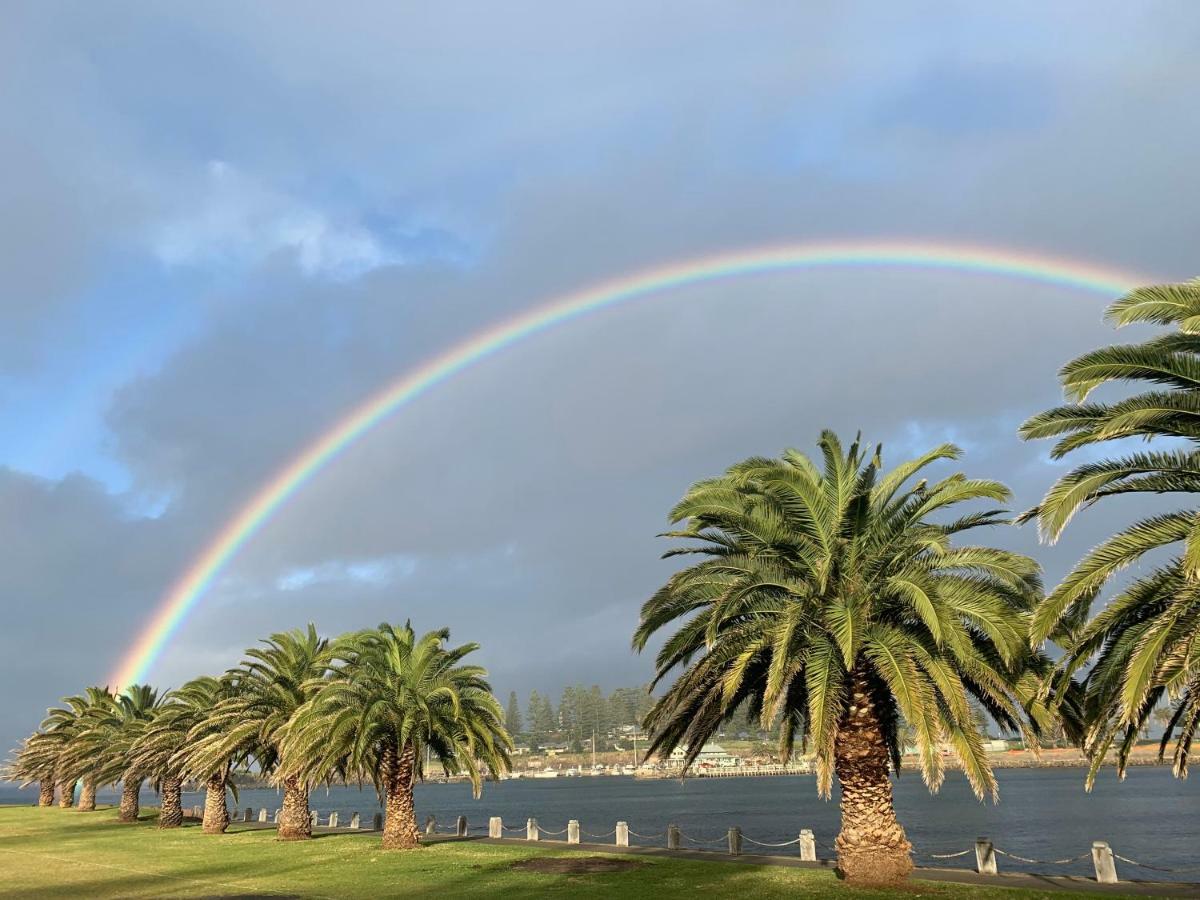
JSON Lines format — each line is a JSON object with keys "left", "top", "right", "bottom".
{"left": 668, "top": 743, "right": 743, "bottom": 770}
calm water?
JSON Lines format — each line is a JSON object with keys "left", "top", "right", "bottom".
{"left": 4, "top": 768, "right": 1196, "bottom": 881}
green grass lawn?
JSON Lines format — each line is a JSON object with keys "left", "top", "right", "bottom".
{"left": 0, "top": 805, "right": 1122, "bottom": 899}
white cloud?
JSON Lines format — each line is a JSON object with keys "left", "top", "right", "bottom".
{"left": 151, "top": 160, "right": 398, "bottom": 279}
{"left": 275, "top": 554, "right": 419, "bottom": 592}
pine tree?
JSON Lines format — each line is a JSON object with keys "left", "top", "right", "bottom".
{"left": 505, "top": 691, "right": 523, "bottom": 737}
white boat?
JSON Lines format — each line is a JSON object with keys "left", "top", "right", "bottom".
{"left": 532, "top": 769, "right": 559, "bottom": 779}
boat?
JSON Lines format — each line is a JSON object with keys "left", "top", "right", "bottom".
{"left": 532, "top": 769, "right": 559, "bottom": 779}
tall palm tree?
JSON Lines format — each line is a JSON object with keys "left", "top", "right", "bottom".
{"left": 41, "top": 687, "right": 113, "bottom": 811}
{"left": 6, "top": 733, "right": 59, "bottom": 806}
{"left": 633, "top": 433, "right": 1068, "bottom": 885}
{"left": 279, "top": 622, "right": 512, "bottom": 849}
{"left": 188, "top": 626, "right": 329, "bottom": 839}
{"left": 170, "top": 675, "right": 244, "bottom": 834}
{"left": 127, "top": 677, "right": 231, "bottom": 829}
{"left": 1019, "top": 278, "right": 1200, "bottom": 782}
{"left": 60, "top": 685, "right": 160, "bottom": 822}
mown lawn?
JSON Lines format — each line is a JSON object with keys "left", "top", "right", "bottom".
{"left": 0, "top": 805, "right": 1122, "bottom": 899}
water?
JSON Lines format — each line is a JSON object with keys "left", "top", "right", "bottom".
{"left": 4, "top": 768, "right": 1196, "bottom": 881}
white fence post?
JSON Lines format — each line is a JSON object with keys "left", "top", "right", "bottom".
{"left": 568, "top": 820, "right": 580, "bottom": 844}
{"left": 728, "top": 826, "right": 742, "bottom": 857}
{"left": 424, "top": 815, "right": 436, "bottom": 835}
{"left": 799, "top": 829, "right": 816, "bottom": 862}
{"left": 489, "top": 816, "right": 502, "bottom": 838}
{"left": 243, "top": 808, "right": 253, "bottom": 823}
{"left": 1092, "top": 841, "right": 1119, "bottom": 884}
{"left": 372, "top": 813, "right": 382, "bottom": 831}
{"left": 616, "top": 821, "right": 629, "bottom": 847}
{"left": 350, "top": 812, "right": 360, "bottom": 829}
{"left": 328, "top": 811, "right": 339, "bottom": 828}
{"left": 456, "top": 815, "right": 467, "bottom": 837}
{"left": 667, "top": 824, "right": 680, "bottom": 850}
{"left": 975, "top": 837, "right": 997, "bottom": 875}
{"left": 310, "top": 810, "right": 319, "bottom": 829}
{"left": 258, "top": 808, "right": 267, "bottom": 823}
{"left": 527, "top": 817, "right": 539, "bottom": 841}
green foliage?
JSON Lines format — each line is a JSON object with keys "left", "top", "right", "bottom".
{"left": 1021, "top": 278, "right": 1200, "bottom": 783}
{"left": 634, "top": 432, "right": 1069, "bottom": 800}
{"left": 185, "top": 625, "right": 329, "bottom": 781}
{"left": 279, "top": 622, "right": 512, "bottom": 799}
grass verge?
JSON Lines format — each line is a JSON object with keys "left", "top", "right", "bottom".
{"left": 0, "top": 805, "right": 1129, "bottom": 899}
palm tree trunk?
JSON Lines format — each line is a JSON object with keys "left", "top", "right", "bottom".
{"left": 118, "top": 779, "right": 142, "bottom": 823}
{"left": 159, "top": 777, "right": 183, "bottom": 828}
{"left": 833, "top": 665, "right": 913, "bottom": 885}
{"left": 381, "top": 744, "right": 420, "bottom": 849}
{"left": 78, "top": 779, "right": 96, "bottom": 812}
{"left": 277, "top": 774, "right": 311, "bottom": 840}
{"left": 57, "top": 780, "right": 76, "bottom": 808}
{"left": 202, "top": 772, "right": 230, "bottom": 834}
{"left": 37, "top": 782, "right": 54, "bottom": 807}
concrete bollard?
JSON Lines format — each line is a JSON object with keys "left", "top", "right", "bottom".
{"left": 799, "top": 829, "right": 816, "bottom": 862}
{"left": 424, "top": 815, "right": 436, "bottom": 835}
{"left": 310, "top": 810, "right": 319, "bottom": 829}
{"left": 616, "top": 821, "right": 630, "bottom": 848}
{"left": 489, "top": 816, "right": 502, "bottom": 838}
{"left": 273, "top": 808, "right": 281, "bottom": 824}
{"left": 372, "top": 813, "right": 383, "bottom": 831}
{"left": 568, "top": 820, "right": 580, "bottom": 844}
{"left": 975, "top": 837, "right": 997, "bottom": 875}
{"left": 1092, "top": 841, "right": 1119, "bottom": 884}
{"left": 728, "top": 826, "right": 742, "bottom": 857}
{"left": 667, "top": 824, "right": 680, "bottom": 850}
{"left": 350, "top": 812, "right": 360, "bottom": 830}
{"left": 527, "top": 817, "right": 539, "bottom": 841}
{"left": 258, "top": 808, "right": 267, "bottom": 823}
{"left": 329, "top": 811, "right": 339, "bottom": 828}
{"left": 456, "top": 815, "right": 467, "bottom": 837}
{"left": 243, "top": 808, "right": 253, "bottom": 823}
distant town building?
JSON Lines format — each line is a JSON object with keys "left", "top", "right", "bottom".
{"left": 667, "top": 743, "right": 743, "bottom": 770}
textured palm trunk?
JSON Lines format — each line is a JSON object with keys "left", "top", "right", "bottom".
{"left": 834, "top": 666, "right": 913, "bottom": 885}
{"left": 381, "top": 744, "right": 420, "bottom": 850}
{"left": 277, "top": 775, "right": 312, "bottom": 840}
{"left": 202, "top": 772, "right": 230, "bottom": 834}
{"left": 57, "top": 780, "right": 76, "bottom": 808}
{"left": 37, "top": 782, "right": 54, "bottom": 807}
{"left": 78, "top": 779, "right": 96, "bottom": 812}
{"left": 118, "top": 779, "right": 142, "bottom": 823}
{"left": 159, "top": 777, "right": 183, "bottom": 828}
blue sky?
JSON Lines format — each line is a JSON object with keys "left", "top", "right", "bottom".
{"left": 2, "top": 2, "right": 1200, "bottom": 752}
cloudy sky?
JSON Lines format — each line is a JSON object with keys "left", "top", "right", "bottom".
{"left": 3, "top": 3, "right": 1199, "bottom": 751}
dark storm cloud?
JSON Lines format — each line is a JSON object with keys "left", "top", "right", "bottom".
{"left": 3, "top": 2, "right": 1200, "bottom": 754}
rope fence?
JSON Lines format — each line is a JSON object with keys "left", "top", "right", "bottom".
{"left": 742, "top": 836, "right": 802, "bottom": 848}
{"left": 993, "top": 848, "right": 1091, "bottom": 866}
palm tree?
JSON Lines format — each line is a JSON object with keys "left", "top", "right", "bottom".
{"left": 168, "top": 675, "right": 244, "bottom": 834}
{"left": 279, "top": 622, "right": 512, "bottom": 849}
{"left": 127, "top": 677, "right": 232, "bottom": 829}
{"left": 1019, "top": 278, "right": 1200, "bottom": 783}
{"left": 40, "top": 687, "right": 113, "bottom": 811}
{"left": 187, "top": 626, "right": 329, "bottom": 839}
{"left": 633, "top": 433, "right": 1068, "bottom": 885}
{"left": 6, "top": 733, "right": 59, "bottom": 806}
{"left": 60, "top": 685, "right": 160, "bottom": 822}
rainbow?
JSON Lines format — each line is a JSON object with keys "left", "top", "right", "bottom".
{"left": 110, "top": 239, "right": 1152, "bottom": 687}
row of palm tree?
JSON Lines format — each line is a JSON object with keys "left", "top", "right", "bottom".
{"left": 632, "top": 278, "right": 1200, "bottom": 884}
{"left": 7, "top": 622, "right": 512, "bottom": 849}
{"left": 8, "top": 278, "right": 1200, "bottom": 885}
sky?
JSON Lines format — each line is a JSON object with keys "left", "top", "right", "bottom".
{"left": 3, "top": 2, "right": 1200, "bottom": 753}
